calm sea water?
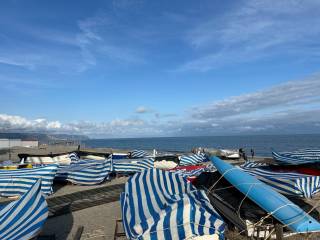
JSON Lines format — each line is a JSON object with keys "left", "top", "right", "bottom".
{"left": 83, "top": 134, "right": 320, "bottom": 157}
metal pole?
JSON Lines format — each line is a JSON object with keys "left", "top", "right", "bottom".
{"left": 8, "top": 139, "right": 11, "bottom": 161}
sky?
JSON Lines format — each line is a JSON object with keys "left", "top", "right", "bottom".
{"left": 0, "top": 0, "right": 320, "bottom": 138}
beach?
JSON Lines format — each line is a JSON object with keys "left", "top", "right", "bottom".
{"left": 1, "top": 145, "right": 320, "bottom": 239}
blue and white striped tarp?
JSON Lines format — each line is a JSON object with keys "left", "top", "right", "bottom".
{"left": 0, "top": 165, "right": 58, "bottom": 197}
{"left": 179, "top": 153, "right": 207, "bottom": 166}
{"left": 130, "top": 150, "right": 148, "bottom": 158}
{"left": 55, "top": 159, "right": 112, "bottom": 185}
{"left": 240, "top": 165, "right": 320, "bottom": 198}
{"left": 0, "top": 179, "right": 48, "bottom": 240}
{"left": 113, "top": 158, "right": 154, "bottom": 174}
{"left": 272, "top": 149, "right": 320, "bottom": 165}
{"left": 240, "top": 161, "right": 268, "bottom": 168}
{"left": 171, "top": 164, "right": 217, "bottom": 179}
{"left": 121, "top": 169, "right": 225, "bottom": 239}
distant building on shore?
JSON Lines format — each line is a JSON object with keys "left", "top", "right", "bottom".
{"left": 0, "top": 139, "right": 38, "bottom": 149}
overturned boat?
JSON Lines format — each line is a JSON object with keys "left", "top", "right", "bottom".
{"left": 209, "top": 157, "right": 320, "bottom": 234}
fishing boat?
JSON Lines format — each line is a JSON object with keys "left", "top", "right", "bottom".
{"left": 219, "top": 149, "right": 240, "bottom": 159}
{"left": 272, "top": 149, "right": 320, "bottom": 165}
{"left": 120, "top": 169, "right": 225, "bottom": 239}
{"left": 179, "top": 152, "right": 208, "bottom": 166}
{"left": 242, "top": 160, "right": 320, "bottom": 176}
{"left": 19, "top": 152, "right": 77, "bottom": 165}
{"left": 211, "top": 156, "right": 320, "bottom": 233}
{"left": 55, "top": 158, "right": 112, "bottom": 185}
{"left": 239, "top": 163, "right": 320, "bottom": 198}
{"left": 112, "top": 157, "right": 154, "bottom": 174}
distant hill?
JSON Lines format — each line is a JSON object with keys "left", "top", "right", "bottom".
{"left": 0, "top": 132, "right": 89, "bottom": 143}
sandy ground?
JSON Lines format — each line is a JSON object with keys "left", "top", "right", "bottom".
{"left": 41, "top": 201, "right": 123, "bottom": 240}
{"left": 43, "top": 177, "right": 129, "bottom": 240}
{"left": 50, "top": 176, "right": 128, "bottom": 197}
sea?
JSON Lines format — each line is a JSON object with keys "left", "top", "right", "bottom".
{"left": 83, "top": 134, "right": 320, "bottom": 157}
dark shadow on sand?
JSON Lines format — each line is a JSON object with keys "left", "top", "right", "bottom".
{"left": 40, "top": 204, "right": 74, "bottom": 240}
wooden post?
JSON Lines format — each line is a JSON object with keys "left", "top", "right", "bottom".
{"left": 73, "top": 226, "right": 84, "bottom": 240}
{"left": 275, "top": 224, "right": 283, "bottom": 240}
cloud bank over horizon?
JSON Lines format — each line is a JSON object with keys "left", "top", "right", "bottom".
{"left": 1, "top": 74, "right": 320, "bottom": 138}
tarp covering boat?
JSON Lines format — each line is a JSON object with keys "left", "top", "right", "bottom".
{"left": 55, "top": 159, "right": 112, "bottom": 185}
{"left": 211, "top": 156, "right": 320, "bottom": 233}
{"left": 179, "top": 153, "right": 207, "bottom": 166}
{"left": 0, "top": 179, "right": 48, "bottom": 240}
{"left": 272, "top": 149, "right": 320, "bottom": 165}
{"left": 0, "top": 164, "right": 58, "bottom": 196}
{"left": 121, "top": 169, "right": 225, "bottom": 240}
{"left": 170, "top": 164, "right": 216, "bottom": 182}
{"left": 130, "top": 150, "right": 148, "bottom": 158}
{"left": 112, "top": 158, "right": 154, "bottom": 174}
{"left": 240, "top": 164, "right": 320, "bottom": 198}
{"left": 240, "top": 161, "right": 268, "bottom": 168}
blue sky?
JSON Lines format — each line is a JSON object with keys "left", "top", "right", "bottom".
{"left": 0, "top": 0, "right": 320, "bottom": 138}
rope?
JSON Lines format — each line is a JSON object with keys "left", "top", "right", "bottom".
{"left": 206, "top": 167, "right": 238, "bottom": 194}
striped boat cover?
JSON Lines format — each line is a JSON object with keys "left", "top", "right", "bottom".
{"left": 113, "top": 158, "right": 154, "bottom": 174}
{"left": 0, "top": 165, "right": 58, "bottom": 197}
{"left": 55, "top": 159, "right": 112, "bottom": 185}
{"left": 240, "top": 161, "right": 268, "bottom": 168}
{"left": 171, "top": 164, "right": 217, "bottom": 179}
{"left": 179, "top": 153, "right": 207, "bottom": 166}
{"left": 272, "top": 149, "right": 320, "bottom": 165}
{"left": 121, "top": 169, "right": 225, "bottom": 239}
{"left": 130, "top": 150, "right": 148, "bottom": 158}
{"left": 0, "top": 179, "right": 48, "bottom": 240}
{"left": 240, "top": 166, "right": 320, "bottom": 198}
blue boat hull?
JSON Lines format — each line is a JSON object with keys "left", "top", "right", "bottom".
{"left": 211, "top": 156, "right": 320, "bottom": 233}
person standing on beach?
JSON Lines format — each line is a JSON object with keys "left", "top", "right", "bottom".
{"left": 239, "top": 148, "right": 244, "bottom": 159}
{"left": 251, "top": 149, "right": 255, "bottom": 159}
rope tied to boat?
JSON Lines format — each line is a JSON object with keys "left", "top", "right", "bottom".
{"left": 206, "top": 167, "right": 238, "bottom": 194}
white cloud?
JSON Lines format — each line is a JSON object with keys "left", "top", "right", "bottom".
{"left": 179, "top": 0, "right": 320, "bottom": 72}
{"left": 135, "top": 106, "right": 151, "bottom": 114}
{"left": 110, "top": 119, "right": 144, "bottom": 127}
{"left": 1, "top": 74, "right": 320, "bottom": 137}
{"left": 0, "top": 114, "right": 69, "bottom": 132}
{"left": 191, "top": 75, "right": 320, "bottom": 119}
